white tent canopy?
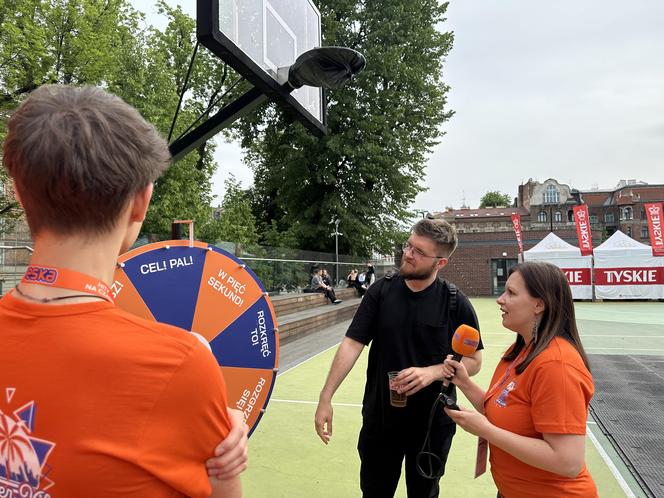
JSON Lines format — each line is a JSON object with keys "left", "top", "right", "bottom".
{"left": 524, "top": 233, "right": 593, "bottom": 299}
{"left": 594, "top": 230, "right": 664, "bottom": 300}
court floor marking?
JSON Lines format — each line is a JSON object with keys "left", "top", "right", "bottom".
{"left": 632, "top": 355, "right": 664, "bottom": 382}
{"left": 587, "top": 424, "right": 637, "bottom": 498}
{"left": 482, "top": 344, "right": 664, "bottom": 352}
{"left": 277, "top": 342, "right": 340, "bottom": 377}
{"left": 271, "top": 398, "right": 362, "bottom": 408}
{"left": 481, "top": 333, "right": 664, "bottom": 340}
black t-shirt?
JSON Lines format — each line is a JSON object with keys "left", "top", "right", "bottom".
{"left": 346, "top": 274, "right": 482, "bottom": 427}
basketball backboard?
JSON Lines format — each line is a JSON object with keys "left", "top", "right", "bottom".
{"left": 198, "top": 0, "right": 325, "bottom": 134}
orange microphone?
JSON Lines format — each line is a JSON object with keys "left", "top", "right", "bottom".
{"left": 446, "top": 324, "right": 481, "bottom": 381}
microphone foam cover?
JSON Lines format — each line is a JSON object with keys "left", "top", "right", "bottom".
{"left": 451, "top": 324, "right": 480, "bottom": 357}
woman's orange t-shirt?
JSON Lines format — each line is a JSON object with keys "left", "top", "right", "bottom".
{"left": 484, "top": 337, "right": 598, "bottom": 498}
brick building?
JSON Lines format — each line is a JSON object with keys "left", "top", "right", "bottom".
{"left": 434, "top": 178, "right": 662, "bottom": 297}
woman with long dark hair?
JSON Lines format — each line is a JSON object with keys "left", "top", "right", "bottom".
{"left": 443, "top": 261, "right": 598, "bottom": 497}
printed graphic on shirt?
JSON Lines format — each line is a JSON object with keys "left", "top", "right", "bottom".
{"left": 0, "top": 387, "right": 56, "bottom": 497}
{"left": 495, "top": 381, "right": 517, "bottom": 408}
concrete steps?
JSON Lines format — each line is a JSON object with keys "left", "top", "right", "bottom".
{"left": 270, "top": 288, "right": 361, "bottom": 344}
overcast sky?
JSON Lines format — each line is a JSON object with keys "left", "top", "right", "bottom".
{"left": 135, "top": 0, "right": 664, "bottom": 211}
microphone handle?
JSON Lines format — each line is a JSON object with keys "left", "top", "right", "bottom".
{"left": 444, "top": 353, "right": 464, "bottom": 381}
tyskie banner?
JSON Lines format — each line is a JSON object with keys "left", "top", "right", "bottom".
{"left": 645, "top": 202, "right": 664, "bottom": 257}
{"left": 511, "top": 213, "right": 524, "bottom": 254}
{"left": 573, "top": 205, "right": 593, "bottom": 256}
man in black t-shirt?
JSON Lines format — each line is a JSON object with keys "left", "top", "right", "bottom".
{"left": 315, "top": 218, "right": 483, "bottom": 498}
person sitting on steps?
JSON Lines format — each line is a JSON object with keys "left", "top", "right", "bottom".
{"left": 309, "top": 268, "right": 342, "bottom": 304}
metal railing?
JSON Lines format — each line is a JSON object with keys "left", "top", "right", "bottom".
{"left": 0, "top": 244, "right": 33, "bottom": 295}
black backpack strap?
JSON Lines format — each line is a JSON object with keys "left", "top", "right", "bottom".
{"left": 447, "top": 282, "right": 458, "bottom": 313}
{"left": 379, "top": 270, "right": 398, "bottom": 302}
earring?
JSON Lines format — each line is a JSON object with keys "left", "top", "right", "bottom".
{"left": 531, "top": 317, "right": 541, "bottom": 344}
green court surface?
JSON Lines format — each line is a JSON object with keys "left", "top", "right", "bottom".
{"left": 241, "top": 298, "right": 664, "bottom": 497}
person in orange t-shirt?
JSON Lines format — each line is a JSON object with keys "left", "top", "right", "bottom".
{"left": 0, "top": 85, "right": 245, "bottom": 497}
{"left": 443, "top": 261, "right": 598, "bottom": 498}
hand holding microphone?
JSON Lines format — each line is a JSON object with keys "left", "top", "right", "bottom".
{"left": 443, "top": 324, "right": 480, "bottom": 387}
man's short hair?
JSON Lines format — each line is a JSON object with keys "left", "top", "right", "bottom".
{"left": 412, "top": 218, "right": 458, "bottom": 257}
{"left": 3, "top": 85, "right": 170, "bottom": 236}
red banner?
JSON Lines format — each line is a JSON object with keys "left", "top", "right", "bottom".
{"left": 594, "top": 267, "right": 664, "bottom": 285}
{"left": 562, "top": 268, "right": 591, "bottom": 286}
{"left": 573, "top": 205, "right": 593, "bottom": 256}
{"left": 645, "top": 202, "right": 664, "bottom": 257}
{"left": 511, "top": 213, "right": 523, "bottom": 254}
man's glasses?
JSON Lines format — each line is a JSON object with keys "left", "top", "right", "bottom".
{"left": 402, "top": 241, "right": 447, "bottom": 260}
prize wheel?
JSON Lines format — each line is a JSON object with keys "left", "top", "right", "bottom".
{"left": 113, "top": 240, "right": 279, "bottom": 436}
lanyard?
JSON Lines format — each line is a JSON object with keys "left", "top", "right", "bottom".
{"left": 484, "top": 345, "right": 530, "bottom": 403}
{"left": 20, "top": 265, "right": 114, "bottom": 304}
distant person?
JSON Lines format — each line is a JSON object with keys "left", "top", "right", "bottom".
{"left": 321, "top": 268, "right": 334, "bottom": 287}
{"left": 347, "top": 268, "right": 364, "bottom": 296}
{"left": 347, "top": 269, "right": 359, "bottom": 288}
{"left": 356, "top": 263, "right": 376, "bottom": 297}
{"left": 0, "top": 85, "right": 245, "bottom": 497}
{"left": 315, "top": 218, "right": 483, "bottom": 497}
{"left": 364, "top": 263, "right": 376, "bottom": 288}
{"left": 443, "top": 261, "right": 598, "bottom": 498}
{"left": 309, "top": 268, "right": 342, "bottom": 304}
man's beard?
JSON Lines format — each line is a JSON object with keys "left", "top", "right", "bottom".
{"left": 399, "top": 259, "right": 438, "bottom": 281}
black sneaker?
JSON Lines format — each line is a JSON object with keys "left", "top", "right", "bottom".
{"left": 333, "top": 299, "right": 343, "bottom": 304}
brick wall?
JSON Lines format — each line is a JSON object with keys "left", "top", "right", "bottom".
{"left": 439, "top": 229, "right": 601, "bottom": 297}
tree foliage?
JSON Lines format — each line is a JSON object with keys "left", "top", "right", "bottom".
{"left": 0, "top": 0, "right": 239, "bottom": 240}
{"left": 200, "top": 176, "right": 258, "bottom": 245}
{"left": 479, "top": 191, "right": 513, "bottom": 208}
{"left": 237, "top": 0, "right": 454, "bottom": 256}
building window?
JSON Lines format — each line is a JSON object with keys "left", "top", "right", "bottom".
{"left": 589, "top": 214, "right": 598, "bottom": 224}
{"left": 568, "top": 210, "right": 574, "bottom": 222}
{"left": 641, "top": 227, "right": 649, "bottom": 239}
{"left": 641, "top": 207, "right": 646, "bottom": 219}
{"left": 605, "top": 212, "right": 615, "bottom": 223}
{"left": 622, "top": 206, "right": 633, "bottom": 220}
{"left": 544, "top": 184, "right": 559, "bottom": 204}
{"left": 538, "top": 210, "right": 547, "bottom": 222}
{"left": 554, "top": 211, "right": 562, "bottom": 223}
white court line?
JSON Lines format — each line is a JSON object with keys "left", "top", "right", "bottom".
{"left": 482, "top": 344, "right": 664, "bottom": 352}
{"left": 582, "top": 335, "right": 664, "bottom": 338}
{"left": 587, "top": 424, "right": 636, "bottom": 498}
{"left": 271, "top": 398, "right": 362, "bottom": 408}
{"left": 585, "top": 347, "right": 664, "bottom": 352}
{"left": 278, "top": 342, "right": 340, "bottom": 377}
{"left": 481, "top": 333, "right": 664, "bottom": 339}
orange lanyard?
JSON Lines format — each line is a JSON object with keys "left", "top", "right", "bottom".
{"left": 484, "top": 345, "right": 530, "bottom": 403}
{"left": 21, "top": 265, "right": 114, "bottom": 304}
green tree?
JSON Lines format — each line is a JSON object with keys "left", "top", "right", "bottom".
{"left": 479, "top": 191, "right": 512, "bottom": 208}
{"left": 201, "top": 175, "right": 258, "bottom": 245}
{"left": 0, "top": 0, "right": 240, "bottom": 240}
{"left": 238, "top": 0, "right": 454, "bottom": 256}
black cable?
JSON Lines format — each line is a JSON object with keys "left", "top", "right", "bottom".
{"left": 416, "top": 391, "right": 460, "bottom": 479}
{"left": 168, "top": 41, "right": 199, "bottom": 142}
{"left": 170, "top": 75, "right": 246, "bottom": 145}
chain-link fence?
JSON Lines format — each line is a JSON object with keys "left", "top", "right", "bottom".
{"left": 1, "top": 235, "right": 397, "bottom": 296}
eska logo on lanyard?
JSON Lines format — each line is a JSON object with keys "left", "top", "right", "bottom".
{"left": 21, "top": 265, "right": 114, "bottom": 303}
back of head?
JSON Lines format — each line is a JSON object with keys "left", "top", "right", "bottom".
{"left": 412, "top": 218, "right": 458, "bottom": 257}
{"left": 508, "top": 261, "right": 590, "bottom": 370}
{"left": 3, "top": 85, "right": 170, "bottom": 236}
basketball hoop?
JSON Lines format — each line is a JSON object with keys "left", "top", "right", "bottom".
{"left": 287, "top": 47, "right": 366, "bottom": 90}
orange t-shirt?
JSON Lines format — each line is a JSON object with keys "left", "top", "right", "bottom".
{"left": 484, "top": 337, "right": 598, "bottom": 498}
{"left": 0, "top": 292, "right": 231, "bottom": 498}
